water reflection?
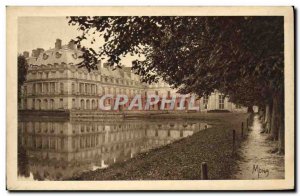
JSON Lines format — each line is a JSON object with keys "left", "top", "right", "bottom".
{"left": 18, "top": 119, "right": 211, "bottom": 181}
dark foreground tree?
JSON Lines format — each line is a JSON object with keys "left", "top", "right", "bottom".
{"left": 67, "top": 16, "right": 284, "bottom": 153}
{"left": 18, "top": 54, "right": 28, "bottom": 104}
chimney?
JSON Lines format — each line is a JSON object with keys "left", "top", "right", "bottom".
{"left": 23, "top": 51, "right": 29, "bottom": 58}
{"left": 123, "top": 67, "right": 132, "bottom": 75}
{"left": 68, "top": 40, "right": 76, "bottom": 50}
{"left": 55, "top": 39, "right": 62, "bottom": 49}
{"left": 103, "top": 63, "right": 110, "bottom": 69}
{"left": 96, "top": 60, "right": 102, "bottom": 70}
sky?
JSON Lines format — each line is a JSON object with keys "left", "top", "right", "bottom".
{"left": 18, "top": 17, "right": 137, "bottom": 66}
{"left": 18, "top": 17, "right": 80, "bottom": 53}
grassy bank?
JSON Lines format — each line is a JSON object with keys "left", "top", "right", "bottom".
{"left": 71, "top": 113, "right": 249, "bottom": 180}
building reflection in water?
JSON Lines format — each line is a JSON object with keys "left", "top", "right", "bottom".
{"left": 18, "top": 119, "right": 211, "bottom": 181}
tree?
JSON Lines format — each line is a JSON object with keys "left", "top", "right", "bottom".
{"left": 18, "top": 54, "right": 28, "bottom": 104}
{"left": 68, "top": 16, "right": 284, "bottom": 153}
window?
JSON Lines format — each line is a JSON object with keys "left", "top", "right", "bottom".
{"left": 32, "top": 99, "right": 35, "bottom": 110}
{"left": 72, "top": 138, "right": 76, "bottom": 149}
{"left": 38, "top": 83, "right": 42, "bottom": 94}
{"left": 219, "top": 95, "right": 225, "bottom": 109}
{"left": 85, "top": 84, "right": 88, "bottom": 94}
{"left": 129, "top": 89, "right": 132, "bottom": 97}
{"left": 50, "top": 99, "right": 54, "bottom": 110}
{"left": 60, "top": 83, "right": 64, "bottom": 94}
{"left": 203, "top": 95, "right": 208, "bottom": 109}
{"left": 50, "top": 83, "right": 55, "bottom": 93}
{"left": 52, "top": 71, "right": 57, "bottom": 78}
{"left": 43, "top": 99, "right": 48, "bottom": 110}
{"left": 80, "top": 99, "right": 85, "bottom": 109}
{"left": 72, "top": 83, "right": 75, "bottom": 93}
{"left": 89, "top": 84, "right": 93, "bottom": 94}
{"left": 23, "top": 99, "right": 27, "bottom": 109}
{"left": 23, "top": 86, "right": 27, "bottom": 95}
{"left": 44, "top": 83, "right": 48, "bottom": 93}
{"left": 236, "top": 104, "right": 242, "bottom": 109}
{"left": 180, "top": 130, "right": 183, "bottom": 137}
{"left": 59, "top": 98, "right": 63, "bottom": 109}
{"left": 32, "top": 73, "right": 36, "bottom": 80}
{"left": 37, "top": 99, "right": 41, "bottom": 110}
{"left": 72, "top": 99, "right": 76, "bottom": 109}
{"left": 88, "top": 84, "right": 92, "bottom": 94}
{"left": 80, "top": 83, "right": 84, "bottom": 94}
{"left": 32, "top": 84, "right": 36, "bottom": 95}
{"left": 167, "top": 91, "right": 171, "bottom": 98}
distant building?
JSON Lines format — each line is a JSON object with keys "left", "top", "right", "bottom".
{"left": 19, "top": 39, "right": 247, "bottom": 112}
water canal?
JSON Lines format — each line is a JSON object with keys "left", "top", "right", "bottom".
{"left": 18, "top": 118, "right": 211, "bottom": 180}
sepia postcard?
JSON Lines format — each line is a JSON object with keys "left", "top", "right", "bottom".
{"left": 6, "top": 6, "right": 294, "bottom": 191}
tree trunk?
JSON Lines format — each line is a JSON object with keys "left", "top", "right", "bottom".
{"left": 264, "top": 103, "right": 272, "bottom": 133}
{"left": 264, "top": 104, "right": 269, "bottom": 123}
{"left": 278, "top": 112, "right": 285, "bottom": 154}
{"left": 270, "top": 94, "right": 280, "bottom": 140}
{"left": 261, "top": 104, "right": 269, "bottom": 133}
{"left": 270, "top": 91, "right": 284, "bottom": 153}
{"left": 277, "top": 91, "right": 285, "bottom": 154}
{"left": 267, "top": 101, "right": 273, "bottom": 133}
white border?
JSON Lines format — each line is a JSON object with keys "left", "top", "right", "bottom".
{"left": 1, "top": 3, "right": 294, "bottom": 190}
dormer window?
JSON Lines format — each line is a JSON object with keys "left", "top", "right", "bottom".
{"left": 55, "top": 52, "right": 62, "bottom": 58}
{"left": 43, "top": 53, "right": 49, "bottom": 60}
{"left": 72, "top": 53, "right": 78, "bottom": 59}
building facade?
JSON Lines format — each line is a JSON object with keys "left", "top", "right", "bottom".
{"left": 20, "top": 39, "right": 247, "bottom": 112}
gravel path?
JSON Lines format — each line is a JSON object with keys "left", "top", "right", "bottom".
{"left": 233, "top": 115, "right": 284, "bottom": 179}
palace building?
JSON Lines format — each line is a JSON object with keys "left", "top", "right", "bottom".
{"left": 19, "top": 39, "right": 247, "bottom": 112}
